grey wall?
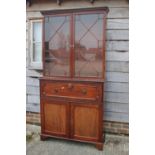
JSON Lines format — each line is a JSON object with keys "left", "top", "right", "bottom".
{"left": 26, "top": 0, "right": 129, "bottom": 123}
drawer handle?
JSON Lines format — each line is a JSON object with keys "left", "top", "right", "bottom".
{"left": 81, "top": 89, "right": 87, "bottom": 95}
{"left": 54, "top": 89, "right": 58, "bottom": 93}
{"left": 61, "top": 86, "right": 65, "bottom": 90}
{"left": 68, "top": 83, "right": 73, "bottom": 89}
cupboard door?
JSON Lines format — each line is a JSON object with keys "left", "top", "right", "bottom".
{"left": 42, "top": 100, "right": 69, "bottom": 137}
{"left": 71, "top": 103, "right": 101, "bottom": 142}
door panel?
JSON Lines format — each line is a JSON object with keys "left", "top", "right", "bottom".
{"left": 43, "top": 100, "right": 69, "bottom": 137}
{"left": 44, "top": 15, "right": 71, "bottom": 77}
{"left": 71, "top": 103, "right": 100, "bottom": 141}
{"left": 74, "top": 13, "right": 104, "bottom": 78}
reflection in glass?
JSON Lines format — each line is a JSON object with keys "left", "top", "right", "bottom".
{"left": 44, "top": 16, "right": 70, "bottom": 76}
{"left": 75, "top": 14, "right": 104, "bottom": 77}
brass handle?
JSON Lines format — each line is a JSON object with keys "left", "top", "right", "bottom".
{"left": 61, "top": 86, "right": 65, "bottom": 90}
{"left": 54, "top": 89, "right": 58, "bottom": 93}
{"left": 81, "top": 89, "right": 87, "bottom": 95}
{"left": 68, "top": 83, "right": 73, "bottom": 89}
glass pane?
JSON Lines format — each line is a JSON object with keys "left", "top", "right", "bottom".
{"left": 33, "top": 42, "right": 42, "bottom": 62}
{"left": 44, "top": 16, "right": 70, "bottom": 77}
{"left": 32, "top": 22, "right": 42, "bottom": 62}
{"left": 75, "top": 14, "right": 104, "bottom": 78}
{"left": 33, "top": 22, "right": 42, "bottom": 42}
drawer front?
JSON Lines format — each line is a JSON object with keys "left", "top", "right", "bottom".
{"left": 41, "top": 81, "right": 102, "bottom": 101}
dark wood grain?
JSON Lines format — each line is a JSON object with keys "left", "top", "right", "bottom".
{"left": 40, "top": 79, "right": 104, "bottom": 150}
{"left": 42, "top": 81, "right": 101, "bottom": 101}
{"left": 43, "top": 100, "right": 69, "bottom": 137}
{"left": 71, "top": 103, "right": 100, "bottom": 141}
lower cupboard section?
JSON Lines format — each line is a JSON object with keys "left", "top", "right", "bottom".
{"left": 41, "top": 99, "right": 103, "bottom": 150}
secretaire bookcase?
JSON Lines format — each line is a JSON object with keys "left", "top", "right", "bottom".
{"left": 40, "top": 7, "right": 109, "bottom": 150}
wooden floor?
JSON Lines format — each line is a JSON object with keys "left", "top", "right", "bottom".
{"left": 26, "top": 124, "right": 128, "bottom": 155}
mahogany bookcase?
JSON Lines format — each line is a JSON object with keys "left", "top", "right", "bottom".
{"left": 40, "top": 7, "right": 109, "bottom": 150}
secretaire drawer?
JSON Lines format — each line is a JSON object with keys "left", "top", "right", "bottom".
{"left": 40, "top": 80, "right": 102, "bottom": 101}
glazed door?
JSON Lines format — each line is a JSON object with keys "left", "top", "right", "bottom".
{"left": 44, "top": 15, "right": 71, "bottom": 77}
{"left": 42, "top": 100, "right": 69, "bottom": 137}
{"left": 70, "top": 103, "right": 101, "bottom": 142}
{"left": 74, "top": 13, "right": 105, "bottom": 78}
{"left": 43, "top": 11, "right": 107, "bottom": 79}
